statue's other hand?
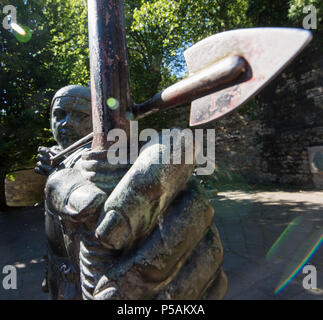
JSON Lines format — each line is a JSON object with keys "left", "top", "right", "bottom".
{"left": 34, "top": 146, "right": 60, "bottom": 176}
{"left": 77, "top": 150, "right": 130, "bottom": 192}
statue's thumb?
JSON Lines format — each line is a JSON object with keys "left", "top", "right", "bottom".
{"left": 95, "top": 210, "right": 131, "bottom": 250}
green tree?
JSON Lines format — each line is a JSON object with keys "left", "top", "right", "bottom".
{"left": 127, "top": 0, "right": 251, "bottom": 128}
{"left": 247, "top": 0, "right": 322, "bottom": 44}
{"left": 288, "top": 0, "right": 322, "bottom": 49}
{"left": 41, "top": 0, "right": 90, "bottom": 85}
{"left": 0, "top": 0, "right": 89, "bottom": 210}
{"left": 128, "top": 0, "right": 251, "bottom": 103}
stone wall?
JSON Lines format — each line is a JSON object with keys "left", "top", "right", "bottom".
{"left": 206, "top": 109, "right": 264, "bottom": 186}
{"left": 255, "top": 47, "right": 323, "bottom": 187}
{"left": 207, "top": 46, "right": 323, "bottom": 188}
{"left": 146, "top": 46, "right": 323, "bottom": 189}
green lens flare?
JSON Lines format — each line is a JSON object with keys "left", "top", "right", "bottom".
{"left": 107, "top": 98, "right": 119, "bottom": 110}
{"left": 266, "top": 216, "right": 302, "bottom": 261}
{"left": 12, "top": 25, "right": 32, "bottom": 43}
{"left": 266, "top": 216, "right": 323, "bottom": 294}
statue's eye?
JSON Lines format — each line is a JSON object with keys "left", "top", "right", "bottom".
{"left": 53, "top": 109, "right": 66, "bottom": 120}
{"left": 74, "top": 112, "right": 89, "bottom": 121}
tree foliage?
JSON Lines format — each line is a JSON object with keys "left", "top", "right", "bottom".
{"left": 0, "top": 0, "right": 90, "bottom": 172}
{"left": 127, "top": 0, "right": 252, "bottom": 102}
{"left": 41, "top": 0, "right": 89, "bottom": 85}
{"left": 288, "top": 0, "right": 323, "bottom": 49}
{"left": 0, "top": 0, "right": 90, "bottom": 209}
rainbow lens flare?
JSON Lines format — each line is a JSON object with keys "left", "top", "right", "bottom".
{"left": 274, "top": 229, "right": 323, "bottom": 294}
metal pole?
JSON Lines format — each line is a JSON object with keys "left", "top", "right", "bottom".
{"left": 87, "top": 0, "right": 131, "bottom": 150}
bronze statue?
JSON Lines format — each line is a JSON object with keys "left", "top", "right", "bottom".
{"left": 36, "top": 0, "right": 312, "bottom": 301}
{"left": 36, "top": 85, "right": 92, "bottom": 299}
{"left": 36, "top": 85, "right": 227, "bottom": 300}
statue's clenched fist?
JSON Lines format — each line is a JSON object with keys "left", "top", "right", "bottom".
{"left": 35, "top": 146, "right": 61, "bottom": 176}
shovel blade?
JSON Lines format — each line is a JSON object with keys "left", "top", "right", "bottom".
{"left": 184, "top": 28, "right": 312, "bottom": 126}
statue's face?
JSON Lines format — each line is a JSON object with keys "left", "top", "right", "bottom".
{"left": 51, "top": 96, "right": 92, "bottom": 149}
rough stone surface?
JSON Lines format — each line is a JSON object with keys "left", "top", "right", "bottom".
{"left": 253, "top": 48, "right": 323, "bottom": 188}
{"left": 206, "top": 48, "right": 323, "bottom": 188}
{"left": 308, "top": 146, "right": 323, "bottom": 189}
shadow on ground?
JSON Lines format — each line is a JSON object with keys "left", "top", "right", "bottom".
{"left": 209, "top": 189, "right": 323, "bottom": 300}
{"left": 0, "top": 206, "right": 48, "bottom": 300}
{"left": 0, "top": 187, "right": 322, "bottom": 300}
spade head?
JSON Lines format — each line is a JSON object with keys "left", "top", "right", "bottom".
{"left": 184, "top": 28, "right": 312, "bottom": 126}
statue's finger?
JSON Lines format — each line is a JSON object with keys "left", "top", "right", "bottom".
{"left": 37, "top": 154, "right": 51, "bottom": 165}
{"left": 95, "top": 210, "right": 131, "bottom": 250}
{"left": 80, "top": 160, "right": 128, "bottom": 180}
{"left": 94, "top": 286, "right": 120, "bottom": 300}
{"left": 81, "top": 149, "right": 119, "bottom": 163}
{"left": 154, "top": 224, "right": 227, "bottom": 300}
{"left": 35, "top": 162, "right": 53, "bottom": 175}
{"left": 34, "top": 166, "right": 47, "bottom": 176}
{"left": 93, "top": 277, "right": 124, "bottom": 300}
{"left": 64, "top": 184, "right": 107, "bottom": 220}
{"left": 202, "top": 268, "right": 228, "bottom": 300}
{"left": 37, "top": 146, "right": 49, "bottom": 154}
{"left": 80, "top": 159, "right": 100, "bottom": 171}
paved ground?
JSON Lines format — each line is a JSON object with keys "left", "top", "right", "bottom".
{"left": 0, "top": 206, "right": 48, "bottom": 300}
{"left": 212, "top": 190, "right": 323, "bottom": 300}
{"left": 0, "top": 189, "right": 322, "bottom": 300}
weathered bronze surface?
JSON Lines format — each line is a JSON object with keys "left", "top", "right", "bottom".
{"left": 37, "top": 0, "right": 312, "bottom": 301}
{"left": 37, "top": 85, "right": 227, "bottom": 300}
{"left": 35, "top": 85, "right": 92, "bottom": 176}
{"left": 35, "top": 85, "right": 93, "bottom": 298}
{"left": 132, "top": 55, "right": 247, "bottom": 120}
{"left": 185, "top": 28, "right": 312, "bottom": 126}
{"left": 88, "top": 0, "right": 131, "bottom": 150}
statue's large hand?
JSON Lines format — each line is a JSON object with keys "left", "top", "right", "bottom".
{"left": 94, "top": 142, "right": 195, "bottom": 251}
{"left": 75, "top": 134, "right": 227, "bottom": 300}
{"left": 93, "top": 179, "right": 227, "bottom": 300}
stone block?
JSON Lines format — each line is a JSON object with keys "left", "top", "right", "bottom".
{"left": 308, "top": 146, "right": 323, "bottom": 189}
{"left": 5, "top": 168, "right": 46, "bottom": 207}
